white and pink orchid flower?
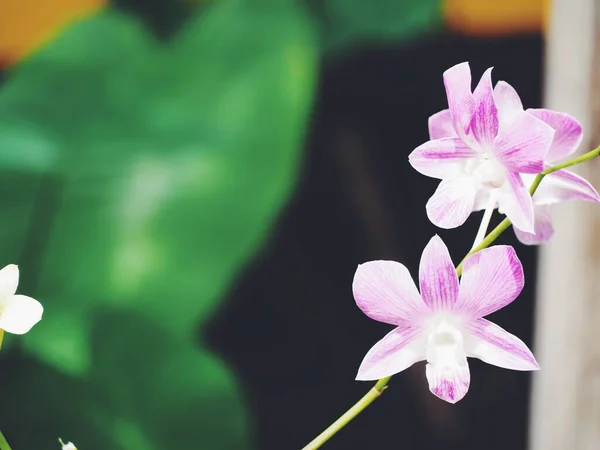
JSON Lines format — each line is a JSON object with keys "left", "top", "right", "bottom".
{"left": 353, "top": 235, "right": 538, "bottom": 404}
{"left": 0, "top": 264, "right": 43, "bottom": 335}
{"left": 409, "top": 62, "right": 555, "bottom": 233}
{"left": 486, "top": 85, "right": 599, "bottom": 244}
{"left": 424, "top": 70, "right": 600, "bottom": 245}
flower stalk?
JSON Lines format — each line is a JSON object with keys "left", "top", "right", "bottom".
{"left": 301, "top": 145, "right": 600, "bottom": 450}
{"left": 0, "top": 430, "right": 13, "bottom": 450}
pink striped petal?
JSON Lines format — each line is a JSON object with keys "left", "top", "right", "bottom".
{"left": 513, "top": 205, "right": 555, "bottom": 246}
{"left": 428, "top": 110, "right": 457, "bottom": 140}
{"left": 353, "top": 261, "right": 427, "bottom": 326}
{"left": 469, "top": 68, "right": 499, "bottom": 146}
{"left": 426, "top": 359, "right": 470, "bottom": 404}
{"left": 409, "top": 138, "right": 477, "bottom": 179}
{"left": 493, "top": 80, "right": 523, "bottom": 128}
{"left": 356, "top": 326, "right": 425, "bottom": 380}
{"left": 426, "top": 177, "right": 476, "bottom": 229}
{"left": 465, "top": 318, "right": 539, "bottom": 371}
{"left": 419, "top": 235, "right": 458, "bottom": 311}
{"left": 501, "top": 171, "right": 535, "bottom": 233}
{"left": 443, "top": 62, "right": 477, "bottom": 144}
{"left": 455, "top": 245, "right": 524, "bottom": 318}
{"left": 533, "top": 169, "right": 600, "bottom": 205}
{"left": 493, "top": 112, "right": 553, "bottom": 173}
{"left": 528, "top": 109, "right": 583, "bottom": 162}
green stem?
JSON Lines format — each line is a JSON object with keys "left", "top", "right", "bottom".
{"left": 0, "top": 430, "right": 13, "bottom": 450}
{"left": 302, "top": 145, "right": 600, "bottom": 450}
{"left": 301, "top": 377, "right": 390, "bottom": 450}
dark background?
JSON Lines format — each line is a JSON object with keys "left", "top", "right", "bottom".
{"left": 208, "top": 35, "right": 542, "bottom": 449}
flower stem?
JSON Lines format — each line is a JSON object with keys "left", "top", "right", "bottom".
{"left": 302, "top": 145, "right": 600, "bottom": 449}
{"left": 471, "top": 189, "right": 499, "bottom": 250}
{"left": 0, "top": 430, "right": 13, "bottom": 450}
{"left": 301, "top": 377, "right": 390, "bottom": 450}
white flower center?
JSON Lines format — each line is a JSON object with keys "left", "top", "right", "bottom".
{"left": 465, "top": 153, "right": 506, "bottom": 189}
{"left": 426, "top": 319, "right": 467, "bottom": 372}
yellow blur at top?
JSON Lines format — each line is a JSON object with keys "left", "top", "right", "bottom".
{"left": 445, "top": 0, "right": 549, "bottom": 35}
{"left": 0, "top": 0, "right": 106, "bottom": 67}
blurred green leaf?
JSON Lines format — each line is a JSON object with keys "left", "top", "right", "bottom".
{"left": 0, "top": 0, "right": 316, "bottom": 448}
{"left": 90, "top": 311, "right": 249, "bottom": 450}
{"left": 0, "top": 0, "right": 316, "bottom": 375}
{"left": 313, "top": 0, "right": 442, "bottom": 51}
{"left": 0, "top": 312, "right": 247, "bottom": 450}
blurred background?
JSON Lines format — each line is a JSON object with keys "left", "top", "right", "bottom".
{"left": 0, "top": 0, "right": 569, "bottom": 449}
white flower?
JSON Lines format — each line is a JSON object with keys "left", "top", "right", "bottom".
{"left": 0, "top": 264, "right": 43, "bottom": 334}
{"left": 59, "top": 438, "right": 77, "bottom": 450}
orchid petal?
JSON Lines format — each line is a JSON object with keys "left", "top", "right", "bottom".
{"left": 455, "top": 245, "right": 523, "bottom": 318}
{"left": 428, "top": 110, "right": 457, "bottom": 140}
{"left": 0, "top": 265, "right": 18, "bottom": 299}
{"left": 353, "top": 261, "right": 426, "bottom": 325}
{"left": 528, "top": 109, "right": 583, "bottom": 162}
{"left": 501, "top": 171, "right": 535, "bottom": 233}
{"left": 0, "top": 294, "right": 43, "bottom": 335}
{"left": 513, "top": 205, "right": 555, "bottom": 246}
{"left": 465, "top": 318, "right": 539, "bottom": 371}
{"left": 473, "top": 186, "right": 494, "bottom": 211}
{"left": 443, "top": 62, "right": 476, "bottom": 144}
{"left": 356, "top": 326, "right": 425, "bottom": 380}
{"left": 493, "top": 80, "right": 523, "bottom": 128}
{"left": 533, "top": 169, "right": 600, "bottom": 205}
{"left": 426, "top": 177, "right": 476, "bottom": 229}
{"left": 426, "top": 359, "right": 470, "bottom": 404}
{"left": 419, "top": 235, "right": 458, "bottom": 311}
{"left": 470, "top": 68, "right": 499, "bottom": 146}
{"left": 409, "top": 138, "right": 477, "bottom": 179}
{"left": 493, "top": 112, "right": 553, "bottom": 173}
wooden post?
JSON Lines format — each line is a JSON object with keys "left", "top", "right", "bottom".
{"left": 529, "top": 0, "right": 600, "bottom": 449}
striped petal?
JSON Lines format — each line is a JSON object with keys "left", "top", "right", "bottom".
{"left": 493, "top": 80, "right": 523, "bottom": 129}
{"left": 455, "top": 245, "right": 524, "bottom": 318}
{"left": 533, "top": 169, "right": 600, "bottom": 205}
{"left": 528, "top": 109, "right": 583, "bottom": 162}
{"left": 493, "top": 112, "right": 553, "bottom": 174}
{"left": 443, "top": 62, "right": 477, "bottom": 145}
{"left": 469, "top": 68, "right": 499, "bottom": 146}
{"left": 353, "top": 260, "right": 426, "bottom": 326}
{"left": 513, "top": 205, "right": 555, "bottom": 246}
{"left": 428, "top": 109, "right": 457, "bottom": 140}
{"left": 418, "top": 235, "right": 458, "bottom": 311}
{"left": 426, "top": 177, "right": 477, "bottom": 229}
{"left": 426, "top": 359, "right": 470, "bottom": 404}
{"left": 409, "top": 138, "right": 477, "bottom": 179}
{"left": 501, "top": 171, "right": 535, "bottom": 233}
{"left": 356, "top": 326, "right": 425, "bottom": 380}
{"left": 465, "top": 318, "right": 539, "bottom": 371}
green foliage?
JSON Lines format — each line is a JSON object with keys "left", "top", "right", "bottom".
{"left": 311, "top": 0, "right": 442, "bottom": 51}
{"left": 0, "top": 0, "right": 316, "bottom": 448}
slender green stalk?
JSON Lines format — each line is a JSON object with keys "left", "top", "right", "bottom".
{"left": 301, "top": 377, "right": 390, "bottom": 450}
{"left": 302, "top": 146, "right": 600, "bottom": 450}
{"left": 0, "top": 430, "right": 13, "bottom": 450}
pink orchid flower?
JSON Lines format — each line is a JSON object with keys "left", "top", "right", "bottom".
{"left": 426, "top": 75, "right": 600, "bottom": 245}
{"left": 353, "top": 235, "right": 538, "bottom": 404}
{"left": 409, "top": 62, "right": 555, "bottom": 233}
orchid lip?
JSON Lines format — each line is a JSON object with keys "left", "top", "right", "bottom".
{"left": 425, "top": 316, "right": 466, "bottom": 368}
{"left": 465, "top": 153, "right": 506, "bottom": 189}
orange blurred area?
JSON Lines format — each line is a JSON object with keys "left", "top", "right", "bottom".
{"left": 0, "top": 0, "right": 106, "bottom": 67}
{"left": 445, "top": 0, "right": 549, "bottom": 35}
